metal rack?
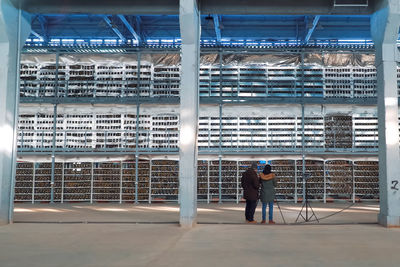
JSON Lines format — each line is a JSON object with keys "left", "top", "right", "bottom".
{"left": 63, "top": 162, "right": 91, "bottom": 202}
{"left": 325, "top": 160, "right": 353, "bottom": 201}
{"left": 270, "top": 160, "right": 296, "bottom": 201}
{"left": 19, "top": 66, "right": 382, "bottom": 101}
{"left": 19, "top": 47, "right": 384, "bottom": 102}
{"left": 296, "top": 160, "right": 325, "bottom": 201}
{"left": 14, "top": 159, "right": 380, "bottom": 203}
{"left": 15, "top": 46, "right": 384, "bottom": 204}
{"left": 92, "top": 162, "right": 121, "bottom": 202}
{"left": 33, "top": 162, "right": 63, "bottom": 201}
{"left": 121, "top": 161, "right": 135, "bottom": 202}
{"left": 14, "top": 162, "right": 34, "bottom": 202}
{"left": 17, "top": 111, "right": 383, "bottom": 153}
{"left": 150, "top": 160, "right": 179, "bottom": 202}
{"left": 353, "top": 161, "right": 379, "bottom": 200}
{"left": 197, "top": 160, "right": 209, "bottom": 201}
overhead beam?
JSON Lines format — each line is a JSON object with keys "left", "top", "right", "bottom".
{"left": 212, "top": 14, "right": 221, "bottom": 44}
{"left": 37, "top": 14, "right": 47, "bottom": 41}
{"left": 135, "top": 16, "right": 144, "bottom": 41}
{"left": 102, "top": 15, "right": 126, "bottom": 42}
{"left": 117, "top": 15, "right": 141, "bottom": 43}
{"left": 11, "top": 0, "right": 376, "bottom": 15}
{"left": 304, "top": 15, "right": 320, "bottom": 44}
{"left": 31, "top": 29, "right": 43, "bottom": 40}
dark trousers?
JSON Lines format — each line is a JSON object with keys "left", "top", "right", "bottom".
{"left": 245, "top": 199, "right": 258, "bottom": 221}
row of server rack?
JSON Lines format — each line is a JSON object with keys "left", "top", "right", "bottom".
{"left": 17, "top": 107, "right": 381, "bottom": 151}
{"left": 14, "top": 159, "right": 379, "bottom": 203}
{"left": 19, "top": 52, "right": 390, "bottom": 99}
{"left": 16, "top": 48, "right": 384, "bottom": 205}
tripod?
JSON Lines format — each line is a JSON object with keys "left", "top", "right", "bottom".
{"left": 275, "top": 198, "right": 286, "bottom": 224}
{"left": 295, "top": 173, "right": 319, "bottom": 223}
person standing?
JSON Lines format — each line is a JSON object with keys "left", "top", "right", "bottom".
{"left": 259, "top": 164, "right": 277, "bottom": 224}
{"left": 241, "top": 162, "right": 260, "bottom": 223}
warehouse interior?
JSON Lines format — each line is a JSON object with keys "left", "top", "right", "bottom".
{"left": 1, "top": 0, "right": 400, "bottom": 266}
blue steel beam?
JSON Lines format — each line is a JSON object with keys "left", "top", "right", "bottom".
{"left": 212, "top": 14, "right": 221, "bottom": 43}
{"left": 117, "top": 15, "right": 141, "bottom": 43}
{"left": 28, "top": 14, "right": 376, "bottom": 45}
{"left": 37, "top": 15, "right": 48, "bottom": 41}
{"left": 102, "top": 15, "right": 126, "bottom": 42}
{"left": 31, "top": 29, "right": 44, "bottom": 40}
{"left": 304, "top": 15, "right": 320, "bottom": 44}
{"left": 135, "top": 16, "right": 143, "bottom": 40}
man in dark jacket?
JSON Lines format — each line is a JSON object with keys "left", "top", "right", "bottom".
{"left": 241, "top": 162, "right": 260, "bottom": 223}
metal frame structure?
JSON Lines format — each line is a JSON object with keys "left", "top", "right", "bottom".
{"left": 19, "top": 45, "right": 384, "bottom": 106}
{"left": 16, "top": 44, "right": 385, "bottom": 203}
{"left": 23, "top": 14, "right": 377, "bottom": 47}
{"left": 14, "top": 158, "right": 379, "bottom": 203}
{"left": 0, "top": 0, "right": 395, "bottom": 228}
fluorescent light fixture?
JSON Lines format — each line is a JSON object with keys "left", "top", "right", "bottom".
{"left": 334, "top": 0, "right": 368, "bottom": 7}
{"left": 90, "top": 39, "right": 103, "bottom": 43}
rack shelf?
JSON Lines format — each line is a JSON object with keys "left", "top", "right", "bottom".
{"left": 151, "top": 160, "right": 179, "bottom": 201}
{"left": 14, "top": 162, "right": 34, "bottom": 202}
{"left": 14, "top": 159, "right": 380, "bottom": 203}
{"left": 138, "top": 160, "right": 150, "bottom": 202}
{"left": 20, "top": 53, "right": 383, "bottom": 100}
{"left": 208, "top": 160, "right": 220, "bottom": 200}
{"left": 220, "top": 161, "right": 238, "bottom": 201}
{"left": 353, "top": 161, "right": 379, "bottom": 200}
{"left": 325, "top": 160, "right": 353, "bottom": 200}
{"left": 197, "top": 160, "right": 209, "bottom": 201}
{"left": 92, "top": 162, "right": 121, "bottom": 201}
{"left": 296, "top": 160, "right": 324, "bottom": 200}
{"left": 270, "top": 160, "right": 296, "bottom": 200}
{"left": 63, "top": 162, "right": 91, "bottom": 201}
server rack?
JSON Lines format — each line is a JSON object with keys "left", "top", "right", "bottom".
{"left": 15, "top": 46, "right": 386, "bottom": 203}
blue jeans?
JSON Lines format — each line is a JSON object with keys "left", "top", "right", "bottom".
{"left": 262, "top": 202, "right": 274, "bottom": 221}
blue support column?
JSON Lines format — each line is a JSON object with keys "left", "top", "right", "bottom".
{"left": 179, "top": 0, "right": 200, "bottom": 228}
{"left": 0, "top": 0, "right": 31, "bottom": 225}
{"left": 371, "top": 0, "right": 400, "bottom": 227}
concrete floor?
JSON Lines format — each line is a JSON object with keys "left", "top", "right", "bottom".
{"left": 1, "top": 202, "right": 399, "bottom": 267}
{"left": 13, "top": 202, "right": 379, "bottom": 224}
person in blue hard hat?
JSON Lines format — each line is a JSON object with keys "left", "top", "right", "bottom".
{"left": 259, "top": 164, "right": 277, "bottom": 224}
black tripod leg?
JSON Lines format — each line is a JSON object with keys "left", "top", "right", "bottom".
{"left": 295, "top": 202, "right": 306, "bottom": 223}
{"left": 275, "top": 199, "right": 286, "bottom": 225}
{"left": 307, "top": 202, "right": 319, "bottom": 223}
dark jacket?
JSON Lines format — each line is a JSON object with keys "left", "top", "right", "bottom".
{"left": 259, "top": 173, "right": 277, "bottom": 203}
{"left": 241, "top": 168, "right": 260, "bottom": 201}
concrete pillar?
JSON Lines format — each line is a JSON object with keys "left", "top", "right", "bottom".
{"left": 178, "top": 0, "right": 200, "bottom": 227}
{"left": 371, "top": 0, "right": 400, "bottom": 227}
{"left": 0, "top": 0, "right": 31, "bottom": 225}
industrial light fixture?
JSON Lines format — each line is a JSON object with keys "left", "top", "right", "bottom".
{"left": 333, "top": 0, "right": 368, "bottom": 7}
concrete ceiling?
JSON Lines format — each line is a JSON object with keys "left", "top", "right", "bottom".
{"left": 12, "top": 0, "right": 380, "bottom": 15}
